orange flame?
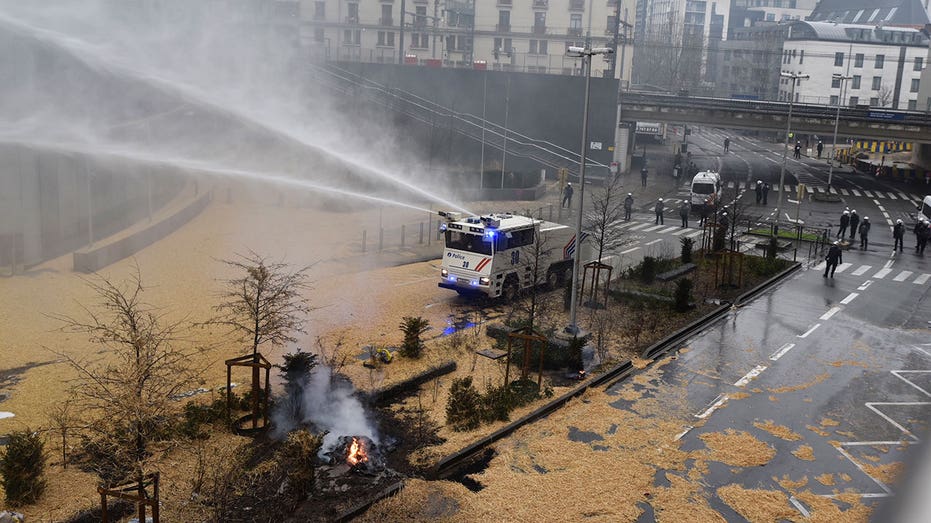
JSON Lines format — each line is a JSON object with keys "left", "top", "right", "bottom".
{"left": 346, "top": 437, "right": 368, "bottom": 466}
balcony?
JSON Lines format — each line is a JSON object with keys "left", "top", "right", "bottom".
{"left": 496, "top": 23, "right": 511, "bottom": 32}
{"left": 532, "top": 0, "right": 548, "bottom": 8}
{"left": 569, "top": 0, "right": 585, "bottom": 10}
{"left": 566, "top": 27, "right": 582, "bottom": 36}
{"left": 497, "top": 0, "right": 512, "bottom": 6}
{"left": 345, "top": 16, "right": 359, "bottom": 24}
{"left": 379, "top": 17, "right": 394, "bottom": 26}
{"left": 532, "top": 24, "right": 547, "bottom": 35}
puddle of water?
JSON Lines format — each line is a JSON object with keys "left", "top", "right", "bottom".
{"left": 568, "top": 426, "right": 604, "bottom": 443}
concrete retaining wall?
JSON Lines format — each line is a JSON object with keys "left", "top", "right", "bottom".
{"left": 73, "top": 191, "right": 211, "bottom": 273}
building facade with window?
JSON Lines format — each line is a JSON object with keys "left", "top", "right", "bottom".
{"left": 777, "top": 21, "right": 928, "bottom": 109}
{"left": 299, "top": 0, "right": 635, "bottom": 80}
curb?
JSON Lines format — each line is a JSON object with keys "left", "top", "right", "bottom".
{"left": 639, "top": 303, "right": 731, "bottom": 361}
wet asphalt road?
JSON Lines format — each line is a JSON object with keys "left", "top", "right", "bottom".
{"left": 608, "top": 240, "right": 930, "bottom": 518}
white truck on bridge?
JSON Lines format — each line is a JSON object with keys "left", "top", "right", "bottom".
{"left": 437, "top": 211, "right": 580, "bottom": 300}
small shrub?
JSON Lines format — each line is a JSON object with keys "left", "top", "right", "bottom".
{"left": 276, "top": 429, "right": 324, "bottom": 501}
{"left": 179, "top": 399, "right": 228, "bottom": 439}
{"left": 481, "top": 384, "right": 515, "bottom": 423}
{"left": 640, "top": 257, "right": 657, "bottom": 283}
{"left": 744, "top": 255, "right": 789, "bottom": 277}
{"left": 766, "top": 237, "right": 778, "bottom": 259}
{"left": 674, "top": 278, "right": 693, "bottom": 312}
{"left": 680, "top": 237, "right": 694, "bottom": 264}
{"left": 399, "top": 316, "right": 430, "bottom": 359}
{"left": 1, "top": 429, "right": 47, "bottom": 505}
{"left": 445, "top": 377, "right": 483, "bottom": 431}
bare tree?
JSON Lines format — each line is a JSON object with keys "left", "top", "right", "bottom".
{"left": 583, "top": 176, "right": 631, "bottom": 305}
{"left": 52, "top": 270, "right": 199, "bottom": 484}
{"left": 877, "top": 85, "right": 894, "bottom": 108}
{"left": 210, "top": 252, "right": 312, "bottom": 427}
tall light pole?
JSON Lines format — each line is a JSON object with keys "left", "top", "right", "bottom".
{"left": 828, "top": 73, "right": 852, "bottom": 188}
{"left": 774, "top": 71, "right": 808, "bottom": 236}
{"left": 566, "top": 44, "right": 614, "bottom": 336}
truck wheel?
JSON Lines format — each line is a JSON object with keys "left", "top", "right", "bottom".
{"left": 502, "top": 279, "right": 519, "bottom": 302}
{"left": 545, "top": 269, "right": 559, "bottom": 290}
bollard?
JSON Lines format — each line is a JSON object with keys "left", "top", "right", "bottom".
{"left": 362, "top": 230, "right": 367, "bottom": 253}
{"left": 379, "top": 228, "right": 384, "bottom": 251}
{"left": 401, "top": 225, "right": 406, "bottom": 247}
{"left": 419, "top": 222, "right": 424, "bottom": 244}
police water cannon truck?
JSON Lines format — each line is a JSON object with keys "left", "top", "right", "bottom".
{"left": 437, "top": 211, "right": 582, "bottom": 300}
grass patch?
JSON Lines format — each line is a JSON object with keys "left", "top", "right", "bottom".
{"left": 748, "top": 228, "right": 821, "bottom": 242}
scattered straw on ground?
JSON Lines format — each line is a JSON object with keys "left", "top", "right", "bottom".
{"left": 839, "top": 473, "right": 853, "bottom": 482}
{"left": 774, "top": 474, "right": 808, "bottom": 492}
{"left": 753, "top": 420, "right": 803, "bottom": 441}
{"left": 863, "top": 462, "right": 904, "bottom": 485}
{"left": 795, "top": 491, "right": 873, "bottom": 522}
{"left": 699, "top": 429, "right": 775, "bottom": 467}
{"left": 830, "top": 360, "right": 870, "bottom": 368}
{"left": 819, "top": 417, "right": 840, "bottom": 427}
{"left": 716, "top": 485, "right": 797, "bottom": 523}
{"left": 768, "top": 372, "right": 830, "bottom": 394}
{"left": 729, "top": 391, "right": 751, "bottom": 400}
{"left": 806, "top": 424, "right": 831, "bottom": 437}
{"left": 792, "top": 445, "right": 816, "bottom": 461}
{"left": 814, "top": 473, "right": 835, "bottom": 486}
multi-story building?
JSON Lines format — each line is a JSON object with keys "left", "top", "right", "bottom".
{"left": 806, "top": 0, "right": 931, "bottom": 26}
{"left": 631, "top": 0, "right": 730, "bottom": 90}
{"left": 727, "top": 0, "right": 816, "bottom": 37}
{"left": 299, "top": 0, "right": 636, "bottom": 80}
{"left": 778, "top": 21, "right": 929, "bottom": 109}
{"left": 715, "top": 22, "right": 790, "bottom": 100}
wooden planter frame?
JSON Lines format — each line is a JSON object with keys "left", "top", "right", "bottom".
{"left": 99, "top": 472, "right": 159, "bottom": 523}
{"left": 225, "top": 353, "right": 272, "bottom": 433}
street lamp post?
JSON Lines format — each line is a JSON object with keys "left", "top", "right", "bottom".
{"left": 828, "top": 73, "right": 852, "bottom": 188}
{"left": 566, "top": 44, "right": 614, "bottom": 336}
{"left": 774, "top": 72, "right": 809, "bottom": 236}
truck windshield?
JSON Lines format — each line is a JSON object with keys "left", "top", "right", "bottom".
{"left": 445, "top": 231, "right": 493, "bottom": 255}
{"left": 693, "top": 183, "right": 715, "bottom": 195}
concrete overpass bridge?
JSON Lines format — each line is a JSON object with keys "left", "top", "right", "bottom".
{"left": 618, "top": 92, "right": 931, "bottom": 144}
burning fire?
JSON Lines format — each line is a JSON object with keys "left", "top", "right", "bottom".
{"left": 346, "top": 437, "right": 369, "bottom": 466}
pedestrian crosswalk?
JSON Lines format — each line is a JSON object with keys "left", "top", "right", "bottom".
{"left": 610, "top": 218, "right": 705, "bottom": 240}
{"left": 713, "top": 181, "right": 922, "bottom": 204}
{"left": 814, "top": 261, "right": 929, "bottom": 285}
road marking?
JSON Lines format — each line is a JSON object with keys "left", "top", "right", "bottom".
{"left": 658, "top": 226, "right": 680, "bottom": 234}
{"left": 839, "top": 188, "right": 850, "bottom": 196}
{"left": 852, "top": 265, "right": 872, "bottom": 276}
{"left": 674, "top": 426, "right": 694, "bottom": 441}
{"left": 840, "top": 292, "right": 859, "bottom": 305}
{"left": 866, "top": 402, "right": 929, "bottom": 441}
{"left": 897, "top": 191, "right": 911, "bottom": 200}
{"left": 621, "top": 247, "right": 641, "bottom": 254}
{"left": 882, "top": 212, "right": 891, "bottom": 220}
{"left": 770, "top": 343, "right": 796, "bottom": 361}
{"left": 834, "top": 262, "right": 852, "bottom": 274}
{"left": 890, "top": 371, "right": 931, "bottom": 397}
{"left": 671, "top": 228, "right": 691, "bottom": 236}
{"left": 914, "top": 274, "right": 930, "bottom": 285}
{"left": 643, "top": 225, "right": 666, "bottom": 232}
{"left": 893, "top": 270, "right": 913, "bottom": 282}
{"left": 685, "top": 230, "right": 703, "bottom": 238}
{"left": 858, "top": 280, "right": 873, "bottom": 290}
{"left": 734, "top": 365, "right": 767, "bottom": 387}
{"left": 873, "top": 268, "right": 892, "bottom": 279}
{"left": 798, "top": 323, "right": 821, "bottom": 338}
{"left": 886, "top": 192, "right": 898, "bottom": 200}
{"left": 694, "top": 393, "right": 729, "bottom": 419}
{"left": 851, "top": 189, "right": 862, "bottom": 196}
{"left": 820, "top": 307, "right": 841, "bottom": 320}
{"left": 787, "top": 198, "right": 799, "bottom": 204}
{"left": 644, "top": 239, "right": 663, "bottom": 246}
{"left": 629, "top": 223, "right": 650, "bottom": 231}
{"left": 863, "top": 190, "right": 875, "bottom": 198}
{"left": 835, "top": 446, "right": 894, "bottom": 496}
{"left": 614, "top": 221, "right": 638, "bottom": 228}
{"left": 789, "top": 496, "right": 811, "bottom": 518}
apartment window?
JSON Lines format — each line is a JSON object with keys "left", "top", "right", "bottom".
{"left": 852, "top": 75, "right": 861, "bottom": 89}
{"left": 343, "top": 29, "right": 361, "bottom": 45}
{"left": 912, "top": 78, "right": 920, "bottom": 93}
{"left": 347, "top": 3, "right": 359, "bottom": 23}
{"left": 376, "top": 31, "right": 395, "bottom": 47}
{"left": 529, "top": 40, "right": 538, "bottom": 54}
{"left": 849, "top": 96, "right": 859, "bottom": 106}
{"left": 854, "top": 53, "right": 864, "bottom": 68}
{"left": 766, "top": 12, "right": 775, "bottom": 21}
{"left": 830, "top": 95, "right": 839, "bottom": 105}
{"left": 314, "top": 28, "right": 325, "bottom": 43}
{"left": 834, "top": 52, "right": 844, "bottom": 66}
{"left": 875, "top": 54, "right": 884, "bottom": 69}
{"left": 799, "top": 50, "right": 804, "bottom": 64}
{"left": 534, "top": 11, "right": 546, "bottom": 29}
{"left": 872, "top": 76, "right": 881, "bottom": 90}
{"left": 915, "top": 57, "right": 924, "bottom": 72}
{"left": 410, "top": 33, "right": 426, "bottom": 49}
{"left": 569, "top": 13, "right": 582, "bottom": 35}
{"left": 908, "top": 99, "right": 917, "bottom": 110}
{"left": 314, "top": 1, "right": 325, "bottom": 20}
{"left": 498, "top": 10, "right": 510, "bottom": 31}
{"left": 831, "top": 77, "right": 841, "bottom": 88}
{"left": 870, "top": 97, "right": 879, "bottom": 106}
{"left": 380, "top": 4, "right": 393, "bottom": 25}
{"left": 415, "top": 5, "right": 427, "bottom": 27}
